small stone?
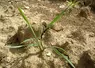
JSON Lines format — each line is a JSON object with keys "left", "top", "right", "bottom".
{"left": 46, "top": 52, "right": 52, "bottom": 57}
{"left": 59, "top": 5, "right": 65, "bottom": 9}
{"left": 25, "top": 6, "right": 29, "bottom": 9}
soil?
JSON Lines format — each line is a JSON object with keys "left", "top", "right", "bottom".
{"left": 0, "top": 0, "right": 95, "bottom": 68}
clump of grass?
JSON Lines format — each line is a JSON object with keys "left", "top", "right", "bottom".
{"left": 7, "top": 0, "right": 79, "bottom": 68}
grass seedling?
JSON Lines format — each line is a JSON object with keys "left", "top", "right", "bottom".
{"left": 7, "top": 0, "right": 79, "bottom": 67}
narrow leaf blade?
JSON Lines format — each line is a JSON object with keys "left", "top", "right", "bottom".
{"left": 53, "top": 47, "right": 75, "bottom": 68}
{"left": 6, "top": 43, "right": 26, "bottom": 48}
{"left": 20, "top": 38, "right": 35, "bottom": 44}
{"left": 18, "top": 7, "right": 30, "bottom": 25}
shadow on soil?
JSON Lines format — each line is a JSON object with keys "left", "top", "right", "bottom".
{"left": 77, "top": 51, "right": 95, "bottom": 68}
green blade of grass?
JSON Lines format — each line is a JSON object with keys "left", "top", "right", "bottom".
{"left": 46, "top": 12, "right": 64, "bottom": 29}
{"left": 53, "top": 47, "right": 75, "bottom": 68}
{"left": 41, "top": 2, "right": 74, "bottom": 38}
{"left": 6, "top": 43, "right": 26, "bottom": 48}
{"left": 7, "top": 43, "right": 38, "bottom": 48}
{"left": 28, "top": 43, "right": 38, "bottom": 46}
{"left": 46, "top": 2, "right": 74, "bottom": 29}
{"left": 20, "top": 38, "right": 35, "bottom": 44}
{"left": 18, "top": 7, "right": 43, "bottom": 51}
{"left": 18, "top": 7, "right": 37, "bottom": 41}
{"left": 7, "top": 45, "right": 24, "bottom": 48}
{"left": 52, "top": 46, "right": 68, "bottom": 55}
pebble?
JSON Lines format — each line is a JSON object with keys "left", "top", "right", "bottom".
{"left": 59, "top": 5, "right": 65, "bottom": 9}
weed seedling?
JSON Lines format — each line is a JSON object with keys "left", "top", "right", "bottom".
{"left": 7, "top": 0, "right": 79, "bottom": 68}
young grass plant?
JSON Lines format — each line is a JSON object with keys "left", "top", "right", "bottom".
{"left": 7, "top": 0, "right": 79, "bottom": 68}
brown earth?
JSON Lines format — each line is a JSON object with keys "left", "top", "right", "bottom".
{"left": 0, "top": 0, "right": 95, "bottom": 68}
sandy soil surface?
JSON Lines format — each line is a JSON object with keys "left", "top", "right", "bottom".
{"left": 0, "top": 0, "right": 95, "bottom": 68}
